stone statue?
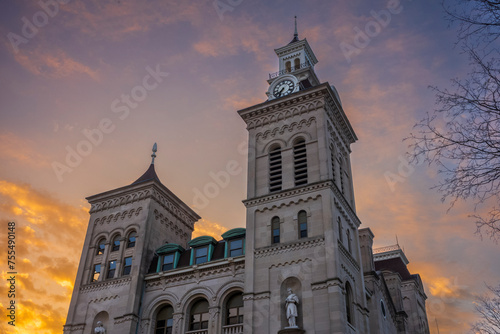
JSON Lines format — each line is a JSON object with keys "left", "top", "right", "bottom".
{"left": 94, "top": 321, "right": 106, "bottom": 333}
{"left": 285, "top": 288, "right": 299, "bottom": 328}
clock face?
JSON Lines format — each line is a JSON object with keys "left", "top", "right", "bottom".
{"left": 273, "top": 80, "right": 295, "bottom": 98}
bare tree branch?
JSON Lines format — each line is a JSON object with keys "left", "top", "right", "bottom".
{"left": 470, "top": 284, "right": 500, "bottom": 333}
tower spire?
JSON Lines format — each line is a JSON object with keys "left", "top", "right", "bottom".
{"left": 290, "top": 16, "right": 299, "bottom": 44}
{"left": 151, "top": 142, "right": 157, "bottom": 164}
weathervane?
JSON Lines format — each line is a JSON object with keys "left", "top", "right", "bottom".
{"left": 151, "top": 143, "right": 157, "bottom": 164}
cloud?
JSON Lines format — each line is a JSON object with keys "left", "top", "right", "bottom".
{"left": 0, "top": 180, "right": 88, "bottom": 334}
{"left": 192, "top": 218, "right": 228, "bottom": 239}
{"left": 0, "top": 133, "right": 51, "bottom": 168}
{"left": 11, "top": 47, "right": 99, "bottom": 80}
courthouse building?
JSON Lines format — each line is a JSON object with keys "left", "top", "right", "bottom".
{"left": 64, "top": 26, "right": 430, "bottom": 334}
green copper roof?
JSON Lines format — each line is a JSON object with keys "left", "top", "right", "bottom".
{"left": 221, "top": 228, "right": 246, "bottom": 240}
{"left": 188, "top": 236, "right": 217, "bottom": 248}
{"left": 156, "top": 243, "right": 184, "bottom": 255}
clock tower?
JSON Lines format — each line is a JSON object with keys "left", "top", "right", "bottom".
{"left": 238, "top": 20, "right": 367, "bottom": 334}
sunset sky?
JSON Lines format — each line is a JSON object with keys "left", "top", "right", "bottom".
{"left": 0, "top": 0, "right": 499, "bottom": 333}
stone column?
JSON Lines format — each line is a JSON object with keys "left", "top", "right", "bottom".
{"left": 172, "top": 313, "right": 184, "bottom": 334}
{"left": 209, "top": 306, "right": 220, "bottom": 334}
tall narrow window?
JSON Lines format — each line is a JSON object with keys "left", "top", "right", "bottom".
{"left": 337, "top": 217, "right": 343, "bottom": 243}
{"left": 347, "top": 229, "right": 352, "bottom": 253}
{"left": 107, "top": 260, "right": 116, "bottom": 279}
{"left": 126, "top": 231, "right": 136, "bottom": 248}
{"left": 339, "top": 156, "right": 345, "bottom": 194}
{"left": 345, "top": 282, "right": 354, "bottom": 324}
{"left": 122, "top": 257, "right": 132, "bottom": 276}
{"left": 92, "top": 264, "right": 101, "bottom": 282}
{"left": 298, "top": 210, "right": 308, "bottom": 238}
{"left": 111, "top": 236, "right": 120, "bottom": 252}
{"left": 294, "top": 139, "right": 308, "bottom": 186}
{"left": 96, "top": 239, "right": 106, "bottom": 255}
{"left": 155, "top": 305, "right": 174, "bottom": 334}
{"left": 190, "top": 300, "right": 209, "bottom": 330}
{"left": 294, "top": 58, "right": 300, "bottom": 70}
{"left": 285, "top": 61, "right": 292, "bottom": 72}
{"left": 226, "top": 293, "right": 244, "bottom": 325}
{"left": 162, "top": 254, "right": 175, "bottom": 271}
{"left": 271, "top": 217, "right": 280, "bottom": 244}
{"left": 330, "top": 144, "right": 336, "bottom": 183}
{"left": 269, "top": 146, "right": 283, "bottom": 192}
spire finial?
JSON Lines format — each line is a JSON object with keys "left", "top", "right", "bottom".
{"left": 151, "top": 142, "right": 157, "bottom": 164}
{"left": 294, "top": 16, "right": 298, "bottom": 39}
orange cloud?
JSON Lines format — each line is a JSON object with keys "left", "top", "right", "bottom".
{"left": 192, "top": 218, "right": 228, "bottom": 240}
{"left": 0, "top": 180, "right": 88, "bottom": 334}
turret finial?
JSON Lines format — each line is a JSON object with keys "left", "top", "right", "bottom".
{"left": 151, "top": 142, "right": 157, "bottom": 164}
{"left": 294, "top": 16, "right": 298, "bottom": 39}
{"left": 289, "top": 16, "right": 299, "bottom": 43}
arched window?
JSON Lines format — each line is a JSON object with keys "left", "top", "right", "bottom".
{"left": 271, "top": 217, "right": 280, "bottom": 244}
{"left": 337, "top": 217, "right": 343, "bottom": 243}
{"left": 126, "top": 231, "right": 137, "bottom": 248}
{"left": 96, "top": 238, "right": 106, "bottom": 255}
{"left": 345, "top": 282, "right": 354, "bottom": 325}
{"left": 294, "top": 139, "right": 308, "bottom": 186}
{"left": 189, "top": 299, "right": 209, "bottom": 330}
{"left": 285, "top": 61, "right": 292, "bottom": 72}
{"left": 155, "top": 305, "right": 174, "bottom": 334}
{"left": 269, "top": 146, "right": 283, "bottom": 192}
{"left": 225, "top": 292, "right": 244, "bottom": 325}
{"left": 111, "top": 235, "right": 120, "bottom": 252}
{"left": 298, "top": 211, "right": 307, "bottom": 238}
{"left": 294, "top": 58, "right": 300, "bottom": 70}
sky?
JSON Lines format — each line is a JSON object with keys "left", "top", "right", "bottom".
{"left": 0, "top": 0, "right": 498, "bottom": 333}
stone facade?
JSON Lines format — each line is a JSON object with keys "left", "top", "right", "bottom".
{"left": 64, "top": 32, "right": 430, "bottom": 334}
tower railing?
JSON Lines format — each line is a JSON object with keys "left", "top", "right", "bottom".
{"left": 269, "top": 60, "right": 311, "bottom": 79}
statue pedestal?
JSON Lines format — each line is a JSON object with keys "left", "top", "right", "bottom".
{"left": 278, "top": 328, "right": 305, "bottom": 334}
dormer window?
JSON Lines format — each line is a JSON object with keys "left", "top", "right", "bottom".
{"left": 222, "top": 228, "right": 246, "bottom": 258}
{"left": 188, "top": 236, "right": 217, "bottom": 266}
{"left": 229, "top": 239, "right": 243, "bottom": 257}
{"left": 156, "top": 244, "right": 184, "bottom": 272}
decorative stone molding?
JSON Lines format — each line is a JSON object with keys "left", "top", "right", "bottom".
{"left": 311, "top": 278, "right": 342, "bottom": 291}
{"left": 80, "top": 277, "right": 132, "bottom": 293}
{"left": 255, "top": 117, "right": 316, "bottom": 142}
{"left": 94, "top": 207, "right": 143, "bottom": 225}
{"left": 114, "top": 313, "right": 138, "bottom": 325}
{"left": 269, "top": 257, "right": 311, "bottom": 269}
{"left": 63, "top": 324, "right": 85, "bottom": 331}
{"left": 139, "top": 319, "right": 150, "bottom": 334}
{"left": 338, "top": 242, "right": 360, "bottom": 272}
{"left": 153, "top": 209, "right": 190, "bottom": 239}
{"left": 243, "top": 291, "right": 270, "bottom": 301}
{"left": 89, "top": 190, "right": 151, "bottom": 213}
{"left": 151, "top": 189, "right": 196, "bottom": 230}
{"left": 341, "top": 264, "right": 356, "bottom": 283}
{"left": 89, "top": 295, "right": 119, "bottom": 303}
{"left": 255, "top": 237, "right": 325, "bottom": 259}
{"left": 244, "top": 182, "right": 328, "bottom": 208}
{"left": 240, "top": 92, "right": 324, "bottom": 128}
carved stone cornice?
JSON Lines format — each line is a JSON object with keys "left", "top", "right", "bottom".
{"left": 87, "top": 182, "right": 200, "bottom": 227}
{"left": 255, "top": 117, "right": 316, "bottom": 142}
{"left": 255, "top": 237, "right": 324, "bottom": 259}
{"left": 145, "top": 258, "right": 245, "bottom": 288}
{"left": 311, "top": 278, "right": 342, "bottom": 291}
{"left": 93, "top": 207, "right": 143, "bottom": 225}
{"left": 243, "top": 181, "right": 329, "bottom": 208}
{"left": 89, "top": 295, "right": 119, "bottom": 303}
{"left": 243, "top": 291, "right": 270, "bottom": 301}
{"left": 80, "top": 277, "right": 132, "bottom": 293}
{"left": 114, "top": 313, "right": 139, "bottom": 325}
